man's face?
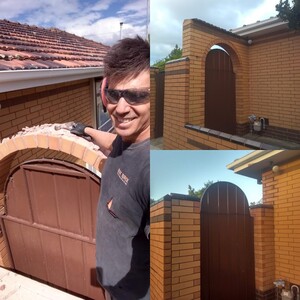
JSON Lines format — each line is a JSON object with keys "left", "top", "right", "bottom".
{"left": 107, "top": 70, "right": 150, "bottom": 143}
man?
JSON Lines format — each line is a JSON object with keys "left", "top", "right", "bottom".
{"left": 71, "top": 36, "right": 150, "bottom": 300}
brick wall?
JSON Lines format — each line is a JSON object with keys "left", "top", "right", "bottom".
{"left": 0, "top": 79, "right": 104, "bottom": 269}
{"left": 249, "top": 34, "right": 300, "bottom": 132}
{"left": 163, "top": 58, "right": 191, "bottom": 149}
{"left": 159, "top": 18, "right": 300, "bottom": 149}
{"left": 150, "top": 67, "right": 159, "bottom": 139}
{"left": 151, "top": 195, "right": 200, "bottom": 300}
{"left": 262, "top": 157, "right": 300, "bottom": 286}
{"left": 250, "top": 205, "right": 275, "bottom": 299}
{"left": 0, "top": 79, "right": 94, "bottom": 141}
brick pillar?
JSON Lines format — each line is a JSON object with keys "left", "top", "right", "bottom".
{"left": 150, "top": 67, "right": 159, "bottom": 139}
{"left": 171, "top": 197, "right": 200, "bottom": 299}
{"left": 150, "top": 194, "right": 200, "bottom": 300}
{"left": 250, "top": 205, "right": 275, "bottom": 300}
{"left": 150, "top": 198, "right": 172, "bottom": 299}
{"left": 163, "top": 58, "right": 190, "bottom": 149}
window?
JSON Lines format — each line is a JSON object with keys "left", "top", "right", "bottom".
{"left": 95, "top": 78, "right": 113, "bottom": 132}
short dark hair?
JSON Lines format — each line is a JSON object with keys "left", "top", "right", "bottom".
{"left": 104, "top": 35, "right": 149, "bottom": 85}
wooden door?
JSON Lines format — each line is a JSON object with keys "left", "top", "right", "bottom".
{"left": 201, "top": 181, "right": 255, "bottom": 300}
{"left": 1, "top": 159, "right": 104, "bottom": 299}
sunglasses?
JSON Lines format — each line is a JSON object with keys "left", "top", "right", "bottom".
{"left": 104, "top": 88, "right": 150, "bottom": 105}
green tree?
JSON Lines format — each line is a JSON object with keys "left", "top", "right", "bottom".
{"left": 188, "top": 180, "right": 214, "bottom": 198}
{"left": 276, "top": 0, "right": 300, "bottom": 29}
{"left": 152, "top": 44, "right": 182, "bottom": 71}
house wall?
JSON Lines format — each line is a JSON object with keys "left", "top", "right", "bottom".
{"left": 150, "top": 196, "right": 200, "bottom": 300}
{"left": 262, "top": 157, "right": 300, "bottom": 288}
{"left": 160, "top": 19, "right": 300, "bottom": 149}
{"left": 249, "top": 33, "right": 300, "bottom": 141}
{"left": 0, "top": 79, "right": 94, "bottom": 141}
{"left": 0, "top": 79, "right": 103, "bottom": 268}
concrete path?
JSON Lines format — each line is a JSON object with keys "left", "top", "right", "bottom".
{"left": 0, "top": 267, "right": 83, "bottom": 300}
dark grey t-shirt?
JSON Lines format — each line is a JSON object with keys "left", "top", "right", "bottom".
{"left": 96, "top": 136, "right": 150, "bottom": 300}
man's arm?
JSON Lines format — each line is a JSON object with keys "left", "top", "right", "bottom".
{"left": 71, "top": 123, "right": 117, "bottom": 153}
{"left": 85, "top": 127, "right": 117, "bottom": 152}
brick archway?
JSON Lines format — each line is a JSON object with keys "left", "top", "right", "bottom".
{"left": 0, "top": 124, "right": 106, "bottom": 168}
{"left": 0, "top": 124, "right": 106, "bottom": 268}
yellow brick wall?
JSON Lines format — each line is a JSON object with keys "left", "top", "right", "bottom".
{"left": 160, "top": 18, "right": 300, "bottom": 149}
{"left": 171, "top": 199, "right": 200, "bottom": 300}
{"left": 0, "top": 79, "right": 100, "bottom": 269}
{"left": 151, "top": 200, "right": 172, "bottom": 300}
{"left": 182, "top": 19, "right": 250, "bottom": 126}
{"left": 262, "top": 157, "right": 300, "bottom": 285}
{"left": 250, "top": 206, "right": 275, "bottom": 293}
{"left": 151, "top": 196, "right": 200, "bottom": 300}
{"left": 150, "top": 68, "right": 159, "bottom": 139}
{"left": 0, "top": 79, "right": 94, "bottom": 141}
{"left": 249, "top": 34, "right": 300, "bottom": 130}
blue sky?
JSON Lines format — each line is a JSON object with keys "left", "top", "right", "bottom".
{"left": 151, "top": 0, "right": 284, "bottom": 64}
{"left": 0, "top": 0, "right": 149, "bottom": 46}
{"left": 151, "top": 150, "right": 263, "bottom": 205}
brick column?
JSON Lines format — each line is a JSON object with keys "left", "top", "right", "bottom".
{"left": 150, "top": 67, "right": 159, "bottom": 139}
{"left": 150, "top": 199, "right": 172, "bottom": 300}
{"left": 171, "top": 197, "right": 200, "bottom": 299}
{"left": 164, "top": 58, "right": 190, "bottom": 149}
{"left": 250, "top": 205, "right": 275, "bottom": 300}
{"left": 150, "top": 194, "right": 200, "bottom": 300}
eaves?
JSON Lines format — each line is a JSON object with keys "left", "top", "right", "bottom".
{"left": 0, "top": 67, "right": 104, "bottom": 93}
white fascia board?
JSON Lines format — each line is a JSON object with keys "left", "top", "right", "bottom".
{"left": 0, "top": 67, "right": 104, "bottom": 93}
{"left": 226, "top": 150, "right": 282, "bottom": 172}
{"left": 231, "top": 18, "right": 288, "bottom": 37}
{"left": 227, "top": 150, "right": 300, "bottom": 179}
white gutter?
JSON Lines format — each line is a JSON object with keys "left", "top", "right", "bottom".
{"left": 231, "top": 17, "right": 288, "bottom": 37}
{"left": 227, "top": 150, "right": 300, "bottom": 180}
{"left": 0, "top": 67, "right": 104, "bottom": 93}
{"left": 227, "top": 150, "right": 280, "bottom": 171}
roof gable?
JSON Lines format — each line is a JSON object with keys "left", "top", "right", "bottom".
{"left": 0, "top": 19, "right": 109, "bottom": 71}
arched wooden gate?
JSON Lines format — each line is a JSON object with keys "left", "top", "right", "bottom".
{"left": 0, "top": 159, "right": 104, "bottom": 299}
{"left": 205, "top": 49, "right": 236, "bottom": 134}
{"left": 201, "top": 181, "right": 255, "bottom": 300}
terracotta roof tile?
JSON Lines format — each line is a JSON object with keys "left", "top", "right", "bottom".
{"left": 0, "top": 19, "right": 110, "bottom": 71}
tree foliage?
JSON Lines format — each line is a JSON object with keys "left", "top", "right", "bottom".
{"left": 152, "top": 44, "right": 182, "bottom": 71}
{"left": 188, "top": 180, "right": 214, "bottom": 199}
{"left": 276, "top": 0, "right": 300, "bottom": 29}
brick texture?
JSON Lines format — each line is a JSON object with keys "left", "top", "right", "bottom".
{"left": 262, "top": 158, "right": 300, "bottom": 286}
{"left": 0, "top": 79, "right": 105, "bottom": 269}
{"left": 151, "top": 67, "right": 159, "bottom": 139}
{"left": 156, "top": 18, "right": 300, "bottom": 149}
{"left": 0, "top": 79, "right": 94, "bottom": 141}
{"left": 151, "top": 196, "right": 200, "bottom": 300}
{"left": 250, "top": 205, "right": 275, "bottom": 293}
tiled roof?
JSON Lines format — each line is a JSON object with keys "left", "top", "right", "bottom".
{"left": 0, "top": 19, "right": 110, "bottom": 71}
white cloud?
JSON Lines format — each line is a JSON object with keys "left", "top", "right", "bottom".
{"left": 0, "top": 0, "right": 148, "bottom": 46}
{"left": 150, "top": 0, "right": 281, "bottom": 64}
